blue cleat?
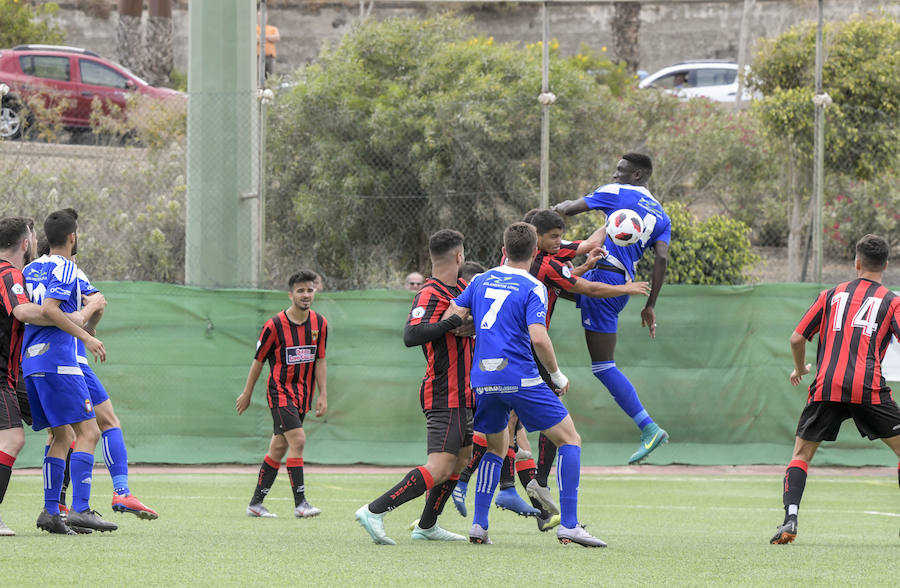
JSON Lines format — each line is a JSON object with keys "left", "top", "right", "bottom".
{"left": 495, "top": 487, "right": 540, "bottom": 517}
{"left": 451, "top": 480, "right": 468, "bottom": 517}
{"left": 628, "top": 423, "right": 669, "bottom": 465}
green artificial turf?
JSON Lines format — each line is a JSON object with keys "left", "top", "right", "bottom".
{"left": 2, "top": 471, "right": 898, "bottom": 586}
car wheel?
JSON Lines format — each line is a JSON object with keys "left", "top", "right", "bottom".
{"left": 0, "top": 100, "right": 24, "bottom": 140}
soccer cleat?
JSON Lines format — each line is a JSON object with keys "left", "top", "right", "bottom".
{"left": 558, "top": 523, "right": 608, "bottom": 547}
{"left": 451, "top": 480, "right": 468, "bottom": 517}
{"left": 770, "top": 518, "right": 797, "bottom": 544}
{"left": 515, "top": 448, "right": 532, "bottom": 462}
{"left": 112, "top": 493, "right": 159, "bottom": 520}
{"left": 67, "top": 509, "right": 118, "bottom": 533}
{"left": 355, "top": 505, "right": 396, "bottom": 545}
{"left": 537, "top": 513, "right": 561, "bottom": 532}
{"left": 468, "top": 523, "right": 493, "bottom": 544}
{"left": 294, "top": 500, "right": 322, "bottom": 518}
{"left": 526, "top": 479, "right": 560, "bottom": 515}
{"left": 495, "top": 487, "right": 540, "bottom": 517}
{"left": 0, "top": 515, "right": 14, "bottom": 536}
{"left": 411, "top": 523, "right": 466, "bottom": 541}
{"left": 58, "top": 503, "right": 70, "bottom": 517}
{"left": 36, "top": 509, "right": 77, "bottom": 535}
{"left": 628, "top": 423, "right": 669, "bottom": 464}
{"left": 246, "top": 503, "right": 277, "bottom": 518}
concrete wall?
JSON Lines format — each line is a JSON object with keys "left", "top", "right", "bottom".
{"left": 46, "top": 1, "right": 899, "bottom": 81}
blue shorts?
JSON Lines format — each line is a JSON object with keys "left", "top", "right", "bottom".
{"left": 473, "top": 383, "right": 568, "bottom": 435}
{"left": 82, "top": 364, "right": 110, "bottom": 406}
{"left": 26, "top": 372, "right": 95, "bottom": 431}
{"left": 576, "top": 268, "right": 630, "bottom": 333}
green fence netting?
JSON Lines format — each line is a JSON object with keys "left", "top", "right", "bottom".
{"left": 16, "top": 281, "right": 900, "bottom": 468}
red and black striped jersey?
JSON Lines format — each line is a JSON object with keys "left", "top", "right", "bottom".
{"left": 254, "top": 310, "right": 327, "bottom": 411}
{"left": 407, "top": 277, "right": 473, "bottom": 410}
{"left": 554, "top": 240, "right": 582, "bottom": 262}
{"left": 0, "top": 260, "right": 30, "bottom": 391}
{"left": 529, "top": 251, "right": 578, "bottom": 327}
{"left": 796, "top": 278, "right": 900, "bottom": 404}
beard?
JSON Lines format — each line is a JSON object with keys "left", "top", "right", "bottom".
{"left": 71, "top": 234, "right": 78, "bottom": 256}
{"left": 23, "top": 246, "right": 33, "bottom": 266}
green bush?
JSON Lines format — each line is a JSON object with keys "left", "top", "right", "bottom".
{"left": 823, "top": 171, "right": 900, "bottom": 259}
{"left": 0, "top": 0, "right": 64, "bottom": 47}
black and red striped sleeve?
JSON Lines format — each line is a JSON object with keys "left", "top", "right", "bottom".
{"left": 555, "top": 240, "right": 582, "bottom": 262}
{"left": 254, "top": 318, "right": 278, "bottom": 362}
{"left": 540, "top": 257, "right": 578, "bottom": 292}
{"left": 796, "top": 290, "right": 827, "bottom": 341}
{"left": 0, "top": 266, "right": 29, "bottom": 314}
{"left": 316, "top": 314, "right": 327, "bottom": 359}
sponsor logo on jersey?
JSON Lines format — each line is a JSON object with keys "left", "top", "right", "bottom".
{"left": 411, "top": 306, "right": 425, "bottom": 319}
{"left": 11, "top": 283, "right": 24, "bottom": 296}
{"left": 562, "top": 266, "right": 572, "bottom": 279}
{"left": 49, "top": 286, "right": 72, "bottom": 297}
{"left": 480, "top": 358, "right": 508, "bottom": 371}
{"left": 84, "top": 398, "right": 93, "bottom": 414}
{"left": 286, "top": 345, "right": 317, "bottom": 365}
{"left": 311, "top": 329, "right": 319, "bottom": 342}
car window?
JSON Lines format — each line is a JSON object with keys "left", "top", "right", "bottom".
{"left": 79, "top": 59, "right": 128, "bottom": 89}
{"left": 695, "top": 69, "right": 737, "bottom": 87}
{"left": 649, "top": 72, "right": 691, "bottom": 90}
{"left": 18, "top": 55, "right": 71, "bottom": 82}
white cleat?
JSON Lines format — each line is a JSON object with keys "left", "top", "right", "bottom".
{"left": 411, "top": 523, "right": 466, "bottom": 541}
{"left": 246, "top": 503, "right": 277, "bottom": 518}
{"left": 0, "top": 515, "right": 14, "bottom": 536}
{"left": 526, "top": 479, "right": 560, "bottom": 515}
{"left": 557, "top": 523, "right": 607, "bottom": 547}
{"left": 294, "top": 500, "right": 322, "bottom": 518}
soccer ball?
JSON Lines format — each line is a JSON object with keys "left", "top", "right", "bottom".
{"left": 606, "top": 208, "right": 644, "bottom": 246}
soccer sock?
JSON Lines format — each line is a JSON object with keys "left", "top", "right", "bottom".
{"left": 498, "top": 447, "right": 516, "bottom": 490}
{"left": 459, "top": 435, "right": 487, "bottom": 484}
{"left": 69, "top": 451, "right": 94, "bottom": 513}
{"left": 0, "top": 451, "right": 14, "bottom": 504}
{"left": 556, "top": 444, "right": 581, "bottom": 529}
{"left": 286, "top": 457, "right": 306, "bottom": 506}
{"left": 250, "top": 455, "right": 280, "bottom": 505}
{"left": 60, "top": 444, "right": 73, "bottom": 506}
{"left": 473, "top": 452, "right": 503, "bottom": 529}
{"left": 535, "top": 432, "right": 556, "bottom": 486}
{"left": 782, "top": 459, "right": 808, "bottom": 520}
{"left": 592, "top": 361, "right": 653, "bottom": 429}
{"left": 43, "top": 456, "right": 65, "bottom": 515}
{"left": 418, "top": 474, "right": 458, "bottom": 530}
{"left": 368, "top": 466, "right": 434, "bottom": 515}
{"left": 101, "top": 427, "right": 130, "bottom": 495}
{"left": 516, "top": 458, "right": 547, "bottom": 514}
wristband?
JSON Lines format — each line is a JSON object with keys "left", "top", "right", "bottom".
{"left": 549, "top": 369, "right": 568, "bottom": 390}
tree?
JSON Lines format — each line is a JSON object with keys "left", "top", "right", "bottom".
{"left": 748, "top": 13, "right": 900, "bottom": 277}
{"left": 0, "top": 0, "right": 64, "bottom": 47}
{"left": 144, "top": 0, "right": 174, "bottom": 86}
{"left": 611, "top": 2, "right": 641, "bottom": 74}
{"left": 117, "top": 0, "right": 144, "bottom": 76}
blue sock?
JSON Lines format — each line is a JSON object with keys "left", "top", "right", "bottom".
{"left": 43, "top": 456, "right": 65, "bottom": 514}
{"left": 557, "top": 444, "right": 581, "bottom": 528}
{"left": 102, "top": 427, "right": 130, "bottom": 495}
{"left": 592, "top": 361, "right": 653, "bottom": 429}
{"left": 69, "top": 451, "right": 94, "bottom": 513}
{"left": 473, "top": 452, "right": 503, "bottom": 529}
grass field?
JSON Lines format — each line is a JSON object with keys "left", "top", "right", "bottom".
{"left": 2, "top": 468, "right": 898, "bottom": 586}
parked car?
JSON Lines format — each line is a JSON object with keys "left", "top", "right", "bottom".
{"left": 0, "top": 44, "right": 181, "bottom": 140}
{"left": 638, "top": 60, "right": 754, "bottom": 103}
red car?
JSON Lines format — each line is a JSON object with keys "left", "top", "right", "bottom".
{"left": 0, "top": 44, "right": 180, "bottom": 140}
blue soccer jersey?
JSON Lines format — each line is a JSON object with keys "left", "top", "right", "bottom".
{"left": 453, "top": 265, "right": 548, "bottom": 388}
{"left": 21, "top": 254, "right": 82, "bottom": 376}
{"left": 584, "top": 183, "right": 671, "bottom": 279}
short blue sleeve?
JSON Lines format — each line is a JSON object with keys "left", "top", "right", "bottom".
{"left": 46, "top": 259, "right": 76, "bottom": 302}
{"left": 525, "top": 284, "right": 548, "bottom": 326}
{"left": 583, "top": 184, "right": 621, "bottom": 212}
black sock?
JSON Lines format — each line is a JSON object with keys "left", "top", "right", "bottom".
{"left": 536, "top": 433, "right": 557, "bottom": 486}
{"left": 286, "top": 458, "right": 305, "bottom": 506}
{"left": 783, "top": 459, "right": 808, "bottom": 521}
{"left": 369, "top": 466, "right": 433, "bottom": 515}
{"left": 459, "top": 439, "right": 486, "bottom": 484}
{"left": 60, "top": 446, "right": 73, "bottom": 506}
{"left": 250, "top": 455, "right": 280, "bottom": 505}
{"left": 0, "top": 452, "right": 12, "bottom": 504}
{"left": 418, "top": 476, "right": 457, "bottom": 529}
{"left": 499, "top": 446, "right": 516, "bottom": 490}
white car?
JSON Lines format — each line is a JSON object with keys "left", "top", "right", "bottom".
{"left": 638, "top": 61, "right": 754, "bottom": 103}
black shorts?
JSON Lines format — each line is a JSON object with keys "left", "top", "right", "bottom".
{"left": 0, "top": 384, "right": 23, "bottom": 431}
{"left": 796, "top": 400, "right": 900, "bottom": 442}
{"left": 425, "top": 407, "right": 474, "bottom": 455}
{"left": 271, "top": 404, "right": 305, "bottom": 435}
{"left": 16, "top": 374, "right": 31, "bottom": 426}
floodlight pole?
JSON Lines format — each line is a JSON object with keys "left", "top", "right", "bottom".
{"left": 539, "top": 2, "right": 551, "bottom": 209}
{"left": 812, "top": 0, "right": 824, "bottom": 283}
{"left": 734, "top": 0, "right": 755, "bottom": 111}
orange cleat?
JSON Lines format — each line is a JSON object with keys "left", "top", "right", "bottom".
{"left": 112, "top": 493, "right": 158, "bottom": 520}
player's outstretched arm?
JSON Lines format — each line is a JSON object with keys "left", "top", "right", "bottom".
{"left": 569, "top": 276, "right": 650, "bottom": 299}
{"left": 528, "top": 323, "right": 569, "bottom": 396}
{"left": 789, "top": 331, "right": 811, "bottom": 386}
{"left": 236, "top": 359, "right": 265, "bottom": 415}
{"left": 575, "top": 226, "right": 608, "bottom": 256}
{"left": 641, "top": 241, "right": 669, "bottom": 339}
{"left": 553, "top": 198, "right": 589, "bottom": 217}
{"left": 41, "top": 297, "right": 106, "bottom": 362}
{"left": 572, "top": 247, "right": 605, "bottom": 278}
{"left": 314, "top": 359, "right": 327, "bottom": 417}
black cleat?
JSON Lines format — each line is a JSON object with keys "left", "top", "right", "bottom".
{"left": 67, "top": 509, "right": 118, "bottom": 532}
{"left": 770, "top": 518, "right": 797, "bottom": 544}
{"left": 36, "top": 509, "right": 77, "bottom": 535}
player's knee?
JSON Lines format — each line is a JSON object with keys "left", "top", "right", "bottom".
{"left": 0, "top": 428, "right": 26, "bottom": 455}
{"left": 96, "top": 410, "right": 119, "bottom": 431}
